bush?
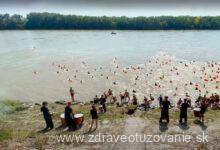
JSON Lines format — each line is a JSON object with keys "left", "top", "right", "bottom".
{"left": 0, "top": 100, "right": 27, "bottom": 121}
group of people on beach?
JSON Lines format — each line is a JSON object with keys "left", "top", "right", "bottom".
{"left": 40, "top": 100, "right": 99, "bottom": 132}
{"left": 96, "top": 89, "right": 218, "bottom": 122}
{"left": 40, "top": 87, "right": 219, "bottom": 132}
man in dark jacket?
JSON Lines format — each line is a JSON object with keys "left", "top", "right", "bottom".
{"left": 179, "top": 99, "right": 190, "bottom": 124}
{"left": 65, "top": 102, "right": 75, "bottom": 130}
{"left": 41, "top": 101, "right": 54, "bottom": 130}
{"left": 158, "top": 95, "right": 163, "bottom": 107}
{"left": 159, "top": 96, "right": 170, "bottom": 123}
{"left": 100, "top": 95, "right": 107, "bottom": 112}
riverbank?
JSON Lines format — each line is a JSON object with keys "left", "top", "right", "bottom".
{"left": 0, "top": 100, "right": 126, "bottom": 149}
{"left": 1, "top": 100, "right": 220, "bottom": 149}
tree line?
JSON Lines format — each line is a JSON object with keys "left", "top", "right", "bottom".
{"left": 1, "top": 12, "right": 220, "bottom": 30}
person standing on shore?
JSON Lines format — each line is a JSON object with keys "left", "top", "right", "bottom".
{"left": 124, "top": 90, "right": 130, "bottom": 103}
{"left": 159, "top": 96, "right": 171, "bottom": 123}
{"left": 132, "top": 94, "right": 138, "bottom": 105}
{"left": 143, "top": 97, "right": 149, "bottom": 111}
{"left": 200, "top": 100, "right": 209, "bottom": 123}
{"left": 100, "top": 95, "right": 107, "bottom": 112}
{"left": 89, "top": 105, "right": 98, "bottom": 132}
{"left": 179, "top": 99, "right": 190, "bottom": 124}
{"left": 120, "top": 92, "right": 125, "bottom": 105}
{"left": 65, "top": 102, "right": 75, "bottom": 130}
{"left": 40, "top": 101, "right": 54, "bottom": 130}
{"left": 158, "top": 95, "right": 163, "bottom": 107}
{"left": 93, "top": 95, "right": 99, "bottom": 104}
{"left": 150, "top": 94, "right": 154, "bottom": 101}
{"left": 69, "top": 87, "right": 75, "bottom": 102}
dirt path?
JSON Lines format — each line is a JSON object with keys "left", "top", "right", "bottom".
{"left": 113, "top": 116, "right": 146, "bottom": 150}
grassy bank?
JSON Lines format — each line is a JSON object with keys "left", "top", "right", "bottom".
{"left": 0, "top": 100, "right": 126, "bottom": 149}
{"left": 1, "top": 100, "right": 220, "bottom": 149}
{"left": 0, "top": 100, "right": 27, "bottom": 120}
{"left": 0, "top": 100, "right": 27, "bottom": 112}
{"left": 0, "top": 100, "right": 29, "bottom": 142}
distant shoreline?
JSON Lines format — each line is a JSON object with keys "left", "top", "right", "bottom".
{"left": 1, "top": 13, "right": 220, "bottom": 30}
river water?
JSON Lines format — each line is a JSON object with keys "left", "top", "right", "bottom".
{"left": 0, "top": 30, "right": 220, "bottom": 102}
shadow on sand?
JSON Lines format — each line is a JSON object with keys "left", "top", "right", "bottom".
{"left": 159, "top": 122, "right": 168, "bottom": 132}
{"left": 178, "top": 123, "right": 190, "bottom": 131}
{"left": 83, "top": 128, "right": 97, "bottom": 135}
{"left": 193, "top": 120, "right": 208, "bottom": 130}
{"left": 38, "top": 124, "right": 84, "bottom": 133}
{"left": 37, "top": 128, "right": 53, "bottom": 134}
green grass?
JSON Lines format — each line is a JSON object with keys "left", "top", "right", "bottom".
{"left": 0, "top": 100, "right": 27, "bottom": 114}
{"left": 0, "top": 100, "right": 27, "bottom": 123}
{"left": 0, "top": 129, "right": 35, "bottom": 142}
{"left": 127, "top": 104, "right": 138, "bottom": 110}
{"left": 98, "top": 105, "right": 126, "bottom": 121}
{"left": 11, "top": 130, "right": 36, "bottom": 142}
{"left": 0, "top": 100, "right": 29, "bottom": 141}
{"left": 0, "top": 129, "right": 13, "bottom": 141}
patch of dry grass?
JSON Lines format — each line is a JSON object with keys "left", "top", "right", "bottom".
{"left": 0, "top": 101, "right": 127, "bottom": 149}
{"left": 35, "top": 135, "right": 48, "bottom": 150}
